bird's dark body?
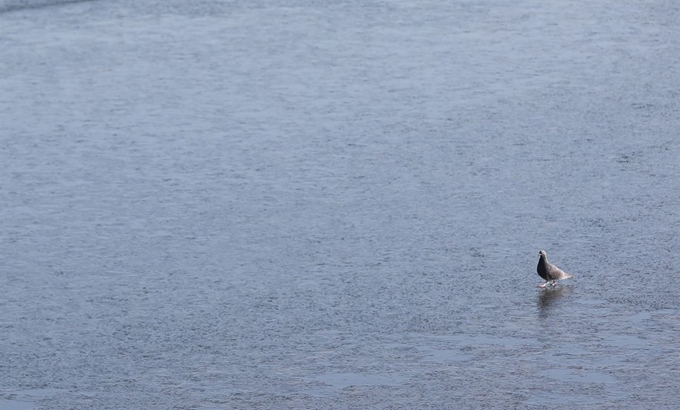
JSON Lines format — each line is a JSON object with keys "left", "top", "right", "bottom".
{"left": 536, "top": 250, "right": 573, "bottom": 287}
{"left": 537, "top": 257, "right": 550, "bottom": 281}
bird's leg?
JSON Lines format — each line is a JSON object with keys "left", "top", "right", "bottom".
{"left": 551, "top": 281, "right": 557, "bottom": 287}
{"left": 538, "top": 282, "right": 548, "bottom": 288}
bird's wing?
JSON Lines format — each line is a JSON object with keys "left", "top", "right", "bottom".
{"left": 547, "top": 263, "right": 570, "bottom": 280}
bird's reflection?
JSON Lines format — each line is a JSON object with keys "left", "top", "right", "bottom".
{"left": 537, "top": 285, "right": 572, "bottom": 317}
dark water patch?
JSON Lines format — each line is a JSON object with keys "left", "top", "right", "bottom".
{"left": 311, "top": 372, "right": 407, "bottom": 389}
{"left": 0, "top": 389, "right": 65, "bottom": 410}
{"left": 0, "top": 0, "right": 97, "bottom": 14}
{"left": 541, "top": 368, "right": 618, "bottom": 384}
{"left": 420, "top": 348, "right": 475, "bottom": 363}
{"left": 452, "top": 334, "right": 541, "bottom": 347}
{"left": 525, "top": 391, "right": 604, "bottom": 407}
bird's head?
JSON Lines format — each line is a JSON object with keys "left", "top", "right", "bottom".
{"left": 538, "top": 250, "right": 547, "bottom": 257}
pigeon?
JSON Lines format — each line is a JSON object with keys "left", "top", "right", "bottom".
{"left": 537, "top": 250, "right": 573, "bottom": 288}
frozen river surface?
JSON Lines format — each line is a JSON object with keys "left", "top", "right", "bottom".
{"left": 1, "top": 0, "right": 680, "bottom": 408}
